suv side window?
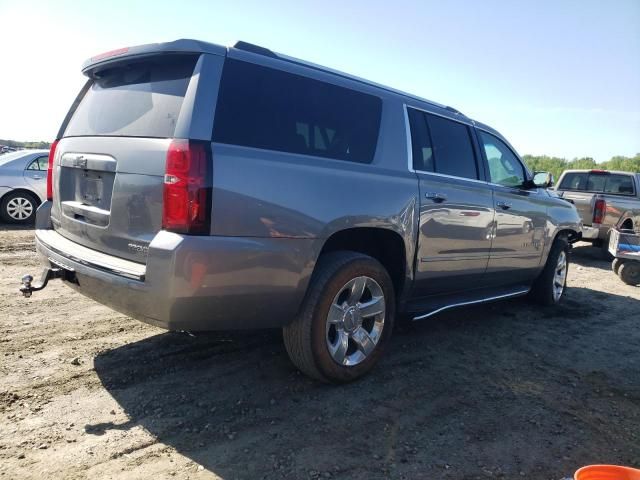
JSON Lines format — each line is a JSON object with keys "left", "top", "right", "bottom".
{"left": 213, "top": 59, "right": 382, "bottom": 164}
{"left": 478, "top": 130, "right": 526, "bottom": 187}
{"left": 407, "top": 108, "right": 434, "bottom": 172}
{"left": 407, "top": 108, "right": 478, "bottom": 179}
{"left": 426, "top": 114, "right": 478, "bottom": 180}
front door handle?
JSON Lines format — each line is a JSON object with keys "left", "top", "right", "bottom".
{"left": 425, "top": 192, "right": 447, "bottom": 203}
{"left": 496, "top": 201, "right": 512, "bottom": 210}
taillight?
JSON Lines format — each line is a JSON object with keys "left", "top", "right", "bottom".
{"left": 162, "top": 139, "right": 211, "bottom": 234}
{"left": 593, "top": 198, "right": 606, "bottom": 224}
{"left": 46, "top": 139, "right": 59, "bottom": 201}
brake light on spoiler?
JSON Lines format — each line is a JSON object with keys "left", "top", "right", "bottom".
{"left": 90, "top": 47, "right": 129, "bottom": 62}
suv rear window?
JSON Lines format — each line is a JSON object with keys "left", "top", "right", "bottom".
{"left": 213, "top": 59, "right": 382, "bottom": 164}
{"left": 559, "top": 172, "right": 635, "bottom": 195}
{"left": 64, "top": 55, "right": 197, "bottom": 138}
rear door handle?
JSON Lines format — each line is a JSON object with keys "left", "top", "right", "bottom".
{"left": 425, "top": 192, "right": 447, "bottom": 203}
{"left": 496, "top": 201, "right": 512, "bottom": 210}
{"left": 31, "top": 175, "right": 42, "bottom": 180}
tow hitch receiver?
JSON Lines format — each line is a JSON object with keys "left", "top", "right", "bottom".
{"left": 20, "top": 267, "right": 74, "bottom": 298}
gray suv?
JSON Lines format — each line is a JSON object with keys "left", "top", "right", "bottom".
{"left": 23, "top": 39, "right": 582, "bottom": 383}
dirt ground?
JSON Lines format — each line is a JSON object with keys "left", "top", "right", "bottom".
{"left": 0, "top": 225, "right": 638, "bottom": 480}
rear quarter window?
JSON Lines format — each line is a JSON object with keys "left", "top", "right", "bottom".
{"left": 64, "top": 55, "right": 197, "bottom": 138}
{"left": 212, "top": 59, "right": 382, "bottom": 164}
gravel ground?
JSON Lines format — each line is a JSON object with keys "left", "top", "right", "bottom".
{"left": 0, "top": 225, "right": 638, "bottom": 480}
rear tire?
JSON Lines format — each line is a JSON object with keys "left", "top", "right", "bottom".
{"left": 529, "top": 235, "right": 570, "bottom": 306}
{"left": 0, "top": 191, "right": 38, "bottom": 224}
{"left": 618, "top": 261, "right": 640, "bottom": 286}
{"left": 282, "top": 251, "right": 395, "bottom": 383}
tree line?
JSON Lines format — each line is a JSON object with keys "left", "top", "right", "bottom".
{"left": 523, "top": 154, "right": 640, "bottom": 181}
{"left": 0, "top": 139, "right": 52, "bottom": 150}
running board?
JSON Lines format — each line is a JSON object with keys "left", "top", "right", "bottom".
{"left": 408, "top": 287, "right": 530, "bottom": 321}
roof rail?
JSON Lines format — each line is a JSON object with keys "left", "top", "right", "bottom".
{"left": 231, "top": 40, "right": 466, "bottom": 118}
{"left": 233, "top": 41, "right": 277, "bottom": 58}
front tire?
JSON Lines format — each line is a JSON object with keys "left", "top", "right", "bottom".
{"left": 530, "top": 235, "right": 570, "bottom": 305}
{"left": 283, "top": 251, "right": 395, "bottom": 383}
{"left": 0, "top": 191, "right": 38, "bottom": 224}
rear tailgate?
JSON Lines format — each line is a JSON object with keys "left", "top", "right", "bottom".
{"left": 51, "top": 54, "right": 200, "bottom": 263}
{"left": 558, "top": 190, "right": 596, "bottom": 225}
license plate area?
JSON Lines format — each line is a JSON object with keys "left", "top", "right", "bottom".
{"left": 60, "top": 167, "right": 115, "bottom": 212}
{"left": 58, "top": 152, "right": 117, "bottom": 226}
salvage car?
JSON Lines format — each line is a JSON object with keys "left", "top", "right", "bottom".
{"left": 22, "top": 39, "right": 582, "bottom": 382}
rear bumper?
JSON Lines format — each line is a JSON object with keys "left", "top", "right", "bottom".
{"left": 581, "top": 224, "right": 608, "bottom": 241}
{"left": 35, "top": 228, "right": 314, "bottom": 331}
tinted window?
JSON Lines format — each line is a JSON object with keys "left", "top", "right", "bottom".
{"left": 64, "top": 55, "right": 197, "bottom": 138}
{"left": 426, "top": 114, "right": 478, "bottom": 179}
{"left": 213, "top": 60, "right": 382, "bottom": 164}
{"left": 407, "top": 108, "right": 434, "bottom": 172}
{"left": 479, "top": 131, "right": 525, "bottom": 187}
{"left": 560, "top": 172, "right": 635, "bottom": 195}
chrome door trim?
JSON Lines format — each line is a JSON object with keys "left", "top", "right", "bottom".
{"left": 405, "top": 103, "right": 475, "bottom": 127}
{"left": 403, "top": 104, "right": 415, "bottom": 173}
{"left": 412, "top": 289, "right": 530, "bottom": 320}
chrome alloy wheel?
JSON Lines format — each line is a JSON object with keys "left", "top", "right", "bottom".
{"left": 553, "top": 250, "right": 568, "bottom": 301}
{"left": 6, "top": 196, "right": 34, "bottom": 220}
{"left": 325, "top": 276, "right": 386, "bottom": 366}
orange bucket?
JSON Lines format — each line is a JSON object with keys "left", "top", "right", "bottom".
{"left": 575, "top": 465, "right": 640, "bottom": 480}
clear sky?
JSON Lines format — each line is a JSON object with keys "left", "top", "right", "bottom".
{"left": 0, "top": 0, "right": 638, "bottom": 161}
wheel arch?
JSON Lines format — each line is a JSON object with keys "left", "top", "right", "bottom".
{"left": 554, "top": 228, "right": 580, "bottom": 244}
{"left": 314, "top": 227, "right": 410, "bottom": 305}
{"left": 0, "top": 187, "right": 42, "bottom": 206}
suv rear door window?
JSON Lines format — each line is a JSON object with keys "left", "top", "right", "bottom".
{"left": 64, "top": 55, "right": 197, "bottom": 138}
{"left": 407, "top": 108, "right": 434, "bottom": 172}
{"left": 213, "top": 59, "right": 382, "bottom": 164}
{"left": 426, "top": 114, "right": 478, "bottom": 179}
{"left": 407, "top": 108, "right": 478, "bottom": 179}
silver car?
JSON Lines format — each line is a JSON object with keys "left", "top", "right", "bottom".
{"left": 0, "top": 149, "right": 49, "bottom": 224}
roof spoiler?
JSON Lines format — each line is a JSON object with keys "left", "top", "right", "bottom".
{"left": 81, "top": 39, "right": 226, "bottom": 76}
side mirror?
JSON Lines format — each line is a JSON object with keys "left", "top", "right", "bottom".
{"left": 532, "top": 171, "right": 554, "bottom": 188}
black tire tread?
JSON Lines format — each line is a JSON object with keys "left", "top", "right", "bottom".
{"left": 282, "top": 251, "right": 379, "bottom": 383}
{"left": 529, "top": 234, "right": 570, "bottom": 306}
{"left": 618, "top": 261, "right": 640, "bottom": 286}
